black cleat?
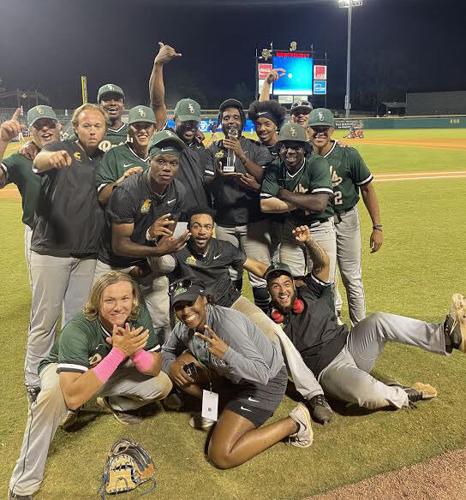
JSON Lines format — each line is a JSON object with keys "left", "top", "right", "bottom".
{"left": 307, "top": 394, "right": 333, "bottom": 424}
{"left": 9, "top": 490, "right": 33, "bottom": 500}
{"left": 388, "top": 381, "right": 437, "bottom": 407}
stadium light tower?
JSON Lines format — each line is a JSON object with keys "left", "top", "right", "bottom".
{"left": 338, "top": 0, "right": 363, "bottom": 118}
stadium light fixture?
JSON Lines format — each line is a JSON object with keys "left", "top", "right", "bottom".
{"left": 338, "top": 0, "right": 363, "bottom": 118}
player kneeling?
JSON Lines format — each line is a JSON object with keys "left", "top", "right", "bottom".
{"left": 8, "top": 272, "right": 172, "bottom": 500}
{"left": 162, "top": 280, "right": 313, "bottom": 470}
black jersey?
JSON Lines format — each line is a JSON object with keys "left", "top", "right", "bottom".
{"left": 172, "top": 238, "right": 246, "bottom": 307}
{"left": 99, "top": 171, "right": 186, "bottom": 268}
{"left": 280, "top": 273, "right": 348, "bottom": 377}
{"left": 32, "top": 140, "right": 104, "bottom": 257}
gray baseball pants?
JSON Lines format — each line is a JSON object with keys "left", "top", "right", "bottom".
{"left": 232, "top": 296, "right": 324, "bottom": 400}
{"left": 334, "top": 207, "right": 366, "bottom": 324}
{"left": 319, "top": 312, "right": 448, "bottom": 409}
{"left": 215, "top": 220, "right": 274, "bottom": 289}
{"left": 94, "top": 260, "right": 171, "bottom": 341}
{"left": 9, "top": 362, "right": 172, "bottom": 497}
{"left": 25, "top": 252, "right": 96, "bottom": 388}
{"left": 24, "top": 225, "right": 32, "bottom": 287}
{"left": 277, "top": 219, "right": 337, "bottom": 282}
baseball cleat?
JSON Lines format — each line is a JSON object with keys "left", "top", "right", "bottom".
{"left": 25, "top": 386, "right": 40, "bottom": 405}
{"left": 307, "top": 394, "right": 333, "bottom": 425}
{"left": 288, "top": 403, "right": 313, "bottom": 448}
{"left": 387, "top": 381, "right": 437, "bottom": 407}
{"left": 8, "top": 490, "right": 33, "bottom": 500}
{"left": 60, "top": 409, "right": 80, "bottom": 431}
{"left": 96, "top": 397, "right": 142, "bottom": 425}
{"left": 444, "top": 293, "right": 466, "bottom": 353}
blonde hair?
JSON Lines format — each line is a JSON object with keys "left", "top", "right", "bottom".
{"left": 71, "top": 103, "right": 109, "bottom": 129}
{"left": 83, "top": 272, "right": 141, "bottom": 321}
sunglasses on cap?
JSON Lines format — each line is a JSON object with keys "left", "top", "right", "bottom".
{"left": 279, "top": 142, "right": 305, "bottom": 152}
{"left": 168, "top": 279, "right": 193, "bottom": 297}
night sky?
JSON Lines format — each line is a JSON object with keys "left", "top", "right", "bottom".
{"left": 1, "top": 0, "right": 465, "bottom": 112}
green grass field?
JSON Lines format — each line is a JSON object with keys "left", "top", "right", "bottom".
{"left": 1, "top": 129, "right": 465, "bottom": 499}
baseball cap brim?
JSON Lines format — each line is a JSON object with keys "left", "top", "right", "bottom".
{"left": 170, "top": 283, "right": 205, "bottom": 307}
{"left": 176, "top": 114, "right": 201, "bottom": 123}
{"left": 265, "top": 263, "right": 293, "bottom": 281}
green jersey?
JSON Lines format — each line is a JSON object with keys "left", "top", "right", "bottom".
{"left": 62, "top": 123, "right": 128, "bottom": 153}
{"left": 98, "top": 124, "right": 129, "bottom": 153}
{"left": 324, "top": 142, "right": 373, "bottom": 213}
{"left": 261, "top": 154, "right": 334, "bottom": 225}
{"left": 1, "top": 153, "right": 41, "bottom": 228}
{"left": 96, "top": 142, "right": 149, "bottom": 192}
{"left": 39, "top": 306, "right": 161, "bottom": 375}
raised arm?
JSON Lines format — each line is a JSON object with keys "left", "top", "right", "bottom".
{"left": 0, "top": 108, "right": 22, "bottom": 172}
{"left": 149, "top": 42, "right": 182, "bottom": 130}
{"left": 293, "top": 225, "right": 330, "bottom": 282}
{"left": 259, "top": 68, "right": 286, "bottom": 102}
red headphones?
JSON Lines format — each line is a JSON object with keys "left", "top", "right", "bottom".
{"left": 271, "top": 298, "right": 305, "bottom": 324}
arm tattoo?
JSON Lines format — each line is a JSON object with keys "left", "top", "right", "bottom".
{"left": 305, "top": 238, "right": 327, "bottom": 274}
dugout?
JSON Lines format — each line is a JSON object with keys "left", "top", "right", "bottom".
{"left": 406, "top": 91, "right": 466, "bottom": 116}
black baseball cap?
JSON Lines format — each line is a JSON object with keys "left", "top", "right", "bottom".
{"left": 291, "top": 100, "right": 313, "bottom": 115}
{"left": 265, "top": 263, "right": 293, "bottom": 282}
{"left": 169, "top": 279, "right": 206, "bottom": 307}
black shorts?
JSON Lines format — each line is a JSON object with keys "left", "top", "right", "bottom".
{"left": 220, "top": 366, "right": 288, "bottom": 427}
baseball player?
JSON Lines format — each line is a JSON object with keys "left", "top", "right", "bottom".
{"left": 207, "top": 98, "right": 273, "bottom": 312}
{"left": 95, "top": 130, "right": 190, "bottom": 341}
{"left": 96, "top": 105, "right": 156, "bottom": 205}
{"left": 266, "top": 225, "right": 465, "bottom": 412}
{"left": 24, "top": 103, "right": 107, "bottom": 403}
{"left": 162, "top": 280, "right": 313, "bottom": 466}
{"left": 149, "top": 43, "right": 213, "bottom": 232}
{"left": 0, "top": 106, "right": 61, "bottom": 282}
{"left": 96, "top": 83, "right": 128, "bottom": 152}
{"left": 260, "top": 123, "right": 336, "bottom": 281}
{"left": 150, "top": 208, "right": 333, "bottom": 423}
{"left": 308, "top": 108, "right": 383, "bottom": 324}
{"left": 8, "top": 272, "right": 172, "bottom": 500}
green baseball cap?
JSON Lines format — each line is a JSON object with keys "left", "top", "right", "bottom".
{"left": 174, "top": 98, "right": 201, "bottom": 122}
{"left": 278, "top": 123, "right": 308, "bottom": 143}
{"left": 148, "top": 129, "right": 186, "bottom": 157}
{"left": 308, "top": 108, "right": 335, "bottom": 128}
{"left": 27, "top": 105, "right": 58, "bottom": 127}
{"left": 97, "top": 83, "right": 125, "bottom": 102}
{"left": 127, "top": 106, "right": 156, "bottom": 126}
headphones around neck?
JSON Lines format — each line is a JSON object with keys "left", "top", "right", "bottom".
{"left": 270, "top": 297, "right": 305, "bottom": 324}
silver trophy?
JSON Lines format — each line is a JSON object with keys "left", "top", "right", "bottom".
{"left": 223, "top": 126, "right": 238, "bottom": 173}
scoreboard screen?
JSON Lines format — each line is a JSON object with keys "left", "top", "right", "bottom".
{"left": 272, "top": 52, "right": 314, "bottom": 96}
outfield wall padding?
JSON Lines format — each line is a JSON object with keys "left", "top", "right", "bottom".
{"left": 335, "top": 116, "right": 466, "bottom": 130}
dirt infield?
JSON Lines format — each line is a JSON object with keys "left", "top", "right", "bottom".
{"left": 2, "top": 170, "right": 466, "bottom": 201}
{"left": 358, "top": 138, "right": 466, "bottom": 151}
{"left": 313, "top": 447, "right": 466, "bottom": 499}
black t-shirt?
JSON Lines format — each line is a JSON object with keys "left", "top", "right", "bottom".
{"left": 172, "top": 238, "right": 246, "bottom": 307}
{"left": 208, "top": 137, "right": 272, "bottom": 226}
{"left": 32, "top": 140, "right": 104, "bottom": 257}
{"left": 176, "top": 147, "right": 212, "bottom": 221}
{"left": 280, "top": 273, "right": 348, "bottom": 377}
{"left": 99, "top": 171, "right": 186, "bottom": 268}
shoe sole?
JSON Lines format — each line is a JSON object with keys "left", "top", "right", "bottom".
{"left": 451, "top": 293, "right": 466, "bottom": 352}
{"left": 96, "top": 397, "right": 136, "bottom": 426}
{"left": 289, "top": 403, "right": 313, "bottom": 448}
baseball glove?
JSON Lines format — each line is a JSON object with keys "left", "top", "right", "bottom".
{"left": 99, "top": 438, "right": 156, "bottom": 498}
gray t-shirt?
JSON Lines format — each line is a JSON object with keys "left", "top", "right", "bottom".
{"left": 162, "top": 304, "right": 284, "bottom": 385}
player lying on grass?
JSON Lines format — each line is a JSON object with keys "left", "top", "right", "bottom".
{"left": 149, "top": 208, "right": 333, "bottom": 424}
{"left": 8, "top": 272, "right": 172, "bottom": 500}
{"left": 266, "top": 225, "right": 465, "bottom": 410}
{"left": 162, "top": 279, "right": 313, "bottom": 469}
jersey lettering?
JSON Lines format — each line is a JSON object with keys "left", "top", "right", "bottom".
{"left": 330, "top": 166, "right": 343, "bottom": 187}
{"left": 334, "top": 191, "right": 343, "bottom": 205}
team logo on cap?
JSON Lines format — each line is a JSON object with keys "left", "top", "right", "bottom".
{"left": 108, "top": 85, "right": 114, "bottom": 91}
{"left": 318, "top": 112, "right": 325, "bottom": 122}
{"left": 138, "top": 108, "right": 146, "bottom": 117}
{"left": 140, "top": 199, "right": 152, "bottom": 214}
{"left": 188, "top": 103, "right": 195, "bottom": 114}
{"left": 73, "top": 152, "right": 81, "bottom": 161}
{"left": 289, "top": 126, "right": 297, "bottom": 137}
{"left": 37, "top": 107, "right": 44, "bottom": 115}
